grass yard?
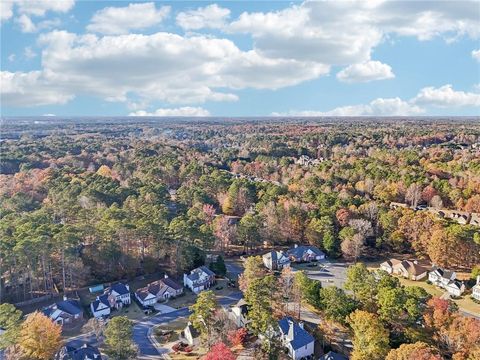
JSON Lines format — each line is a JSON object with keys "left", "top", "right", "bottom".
{"left": 396, "top": 277, "right": 444, "bottom": 297}
{"left": 110, "top": 301, "right": 146, "bottom": 321}
{"left": 154, "top": 318, "right": 188, "bottom": 344}
{"left": 453, "top": 295, "right": 480, "bottom": 315}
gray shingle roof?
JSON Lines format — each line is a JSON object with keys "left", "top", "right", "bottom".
{"left": 287, "top": 245, "right": 325, "bottom": 259}
{"left": 319, "top": 351, "right": 348, "bottom": 360}
{"left": 278, "top": 317, "right": 314, "bottom": 350}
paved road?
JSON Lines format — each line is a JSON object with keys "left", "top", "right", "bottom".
{"left": 65, "top": 292, "right": 243, "bottom": 358}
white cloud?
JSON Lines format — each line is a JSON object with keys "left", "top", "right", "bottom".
{"left": 274, "top": 97, "right": 424, "bottom": 117}
{"left": 413, "top": 84, "right": 480, "bottom": 107}
{"left": 2, "top": 0, "right": 74, "bottom": 21}
{"left": 229, "top": 1, "right": 479, "bottom": 65}
{"left": 1, "top": 1, "right": 14, "bottom": 21}
{"left": 176, "top": 4, "right": 230, "bottom": 30}
{"left": 1, "top": 71, "right": 74, "bottom": 107}
{"left": 472, "top": 49, "right": 480, "bottom": 61}
{"left": 15, "top": 14, "right": 35, "bottom": 32}
{"left": 15, "top": 0, "right": 75, "bottom": 17}
{"left": 274, "top": 83, "right": 480, "bottom": 116}
{"left": 129, "top": 106, "right": 210, "bottom": 116}
{"left": 2, "top": 30, "right": 326, "bottom": 108}
{"left": 24, "top": 46, "right": 37, "bottom": 59}
{"left": 87, "top": 2, "right": 170, "bottom": 35}
{"left": 337, "top": 60, "right": 394, "bottom": 83}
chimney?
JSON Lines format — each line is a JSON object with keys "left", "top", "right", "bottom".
{"left": 164, "top": 273, "right": 169, "bottom": 279}
{"left": 294, "top": 244, "right": 298, "bottom": 248}
{"left": 299, "top": 322, "right": 304, "bottom": 330}
{"left": 477, "top": 275, "right": 480, "bottom": 285}
{"left": 287, "top": 319, "right": 294, "bottom": 341}
{"left": 63, "top": 295, "right": 67, "bottom": 301}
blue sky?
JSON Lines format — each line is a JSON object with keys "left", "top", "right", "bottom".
{"left": 1, "top": 0, "right": 479, "bottom": 117}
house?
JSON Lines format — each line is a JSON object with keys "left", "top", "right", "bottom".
{"left": 43, "top": 298, "right": 83, "bottom": 326}
{"left": 445, "top": 280, "right": 465, "bottom": 297}
{"left": 262, "top": 250, "right": 290, "bottom": 271}
{"left": 182, "top": 322, "right": 200, "bottom": 346}
{"left": 319, "top": 351, "right": 348, "bottom": 360}
{"left": 429, "top": 267, "right": 456, "bottom": 288}
{"left": 134, "top": 287, "right": 158, "bottom": 307}
{"left": 380, "top": 259, "right": 428, "bottom": 280}
{"left": 380, "top": 259, "right": 402, "bottom": 274}
{"left": 135, "top": 275, "right": 183, "bottom": 307}
{"left": 230, "top": 298, "right": 250, "bottom": 328}
{"left": 287, "top": 244, "right": 326, "bottom": 263}
{"left": 90, "top": 294, "right": 111, "bottom": 318}
{"left": 470, "top": 213, "right": 480, "bottom": 226}
{"left": 105, "top": 283, "right": 131, "bottom": 309}
{"left": 429, "top": 267, "right": 465, "bottom": 296}
{"left": 55, "top": 344, "right": 102, "bottom": 360}
{"left": 278, "top": 317, "right": 315, "bottom": 360}
{"left": 158, "top": 275, "right": 183, "bottom": 298}
{"left": 183, "top": 266, "right": 216, "bottom": 294}
{"left": 472, "top": 276, "right": 480, "bottom": 301}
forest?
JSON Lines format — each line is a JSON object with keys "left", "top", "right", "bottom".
{"left": 1, "top": 117, "right": 479, "bottom": 304}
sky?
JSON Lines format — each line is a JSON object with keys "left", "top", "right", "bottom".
{"left": 1, "top": 0, "right": 480, "bottom": 117}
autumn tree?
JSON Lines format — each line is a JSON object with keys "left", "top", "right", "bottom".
{"left": 385, "top": 342, "right": 442, "bottom": 360}
{"left": 228, "top": 327, "right": 248, "bottom": 347}
{"left": 347, "top": 310, "right": 390, "bottom": 360}
{"left": 104, "top": 316, "right": 138, "bottom": 360}
{"left": 18, "top": 312, "right": 62, "bottom": 360}
{"left": 204, "top": 342, "right": 236, "bottom": 360}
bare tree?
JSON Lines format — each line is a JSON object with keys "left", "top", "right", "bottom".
{"left": 406, "top": 183, "right": 422, "bottom": 207}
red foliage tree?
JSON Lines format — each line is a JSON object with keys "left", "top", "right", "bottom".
{"left": 203, "top": 342, "right": 236, "bottom": 360}
{"left": 336, "top": 208, "right": 351, "bottom": 227}
{"left": 228, "top": 328, "right": 248, "bottom": 347}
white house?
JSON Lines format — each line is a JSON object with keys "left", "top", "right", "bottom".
{"left": 230, "top": 298, "right": 250, "bottom": 328}
{"left": 278, "top": 317, "right": 314, "bottom": 360}
{"left": 183, "top": 266, "right": 216, "bottom": 294}
{"left": 472, "top": 276, "right": 480, "bottom": 301}
{"left": 90, "top": 294, "right": 111, "bottom": 318}
{"left": 135, "top": 275, "right": 183, "bottom": 307}
{"left": 43, "top": 298, "right": 84, "bottom": 326}
{"left": 134, "top": 288, "right": 157, "bottom": 307}
{"left": 445, "top": 280, "right": 465, "bottom": 297}
{"left": 262, "top": 250, "right": 290, "bottom": 271}
{"left": 106, "top": 283, "right": 131, "bottom": 309}
{"left": 182, "top": 322, "right": 200, "bottom": 346}
{"left": 429, "top": 267, "right": 465, "bottom": 296}
{"left": 429, "top": 267, "right": 456, "bottom": 287}
{"left": 287, "top": 245, "right": 326, "bottom": 263}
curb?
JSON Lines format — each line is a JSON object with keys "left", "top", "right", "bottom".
{"left": 147, "top": 325, "right": 172, "bottom": 360}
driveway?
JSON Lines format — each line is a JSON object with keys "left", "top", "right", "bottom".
{"left": 292, "top": 260, "right": 349, "bottom": 289}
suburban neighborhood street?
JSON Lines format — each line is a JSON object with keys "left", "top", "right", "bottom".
{"left": 65, "top": 291, "right": 243, "bottom": 358}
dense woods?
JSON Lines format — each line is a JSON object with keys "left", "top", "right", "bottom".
{"left": 1, "top": 118, "right": 479, "bottom": 303}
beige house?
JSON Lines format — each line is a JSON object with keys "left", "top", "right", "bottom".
{"left": 380, "top": 259, "right": 428, "bottom": 281}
